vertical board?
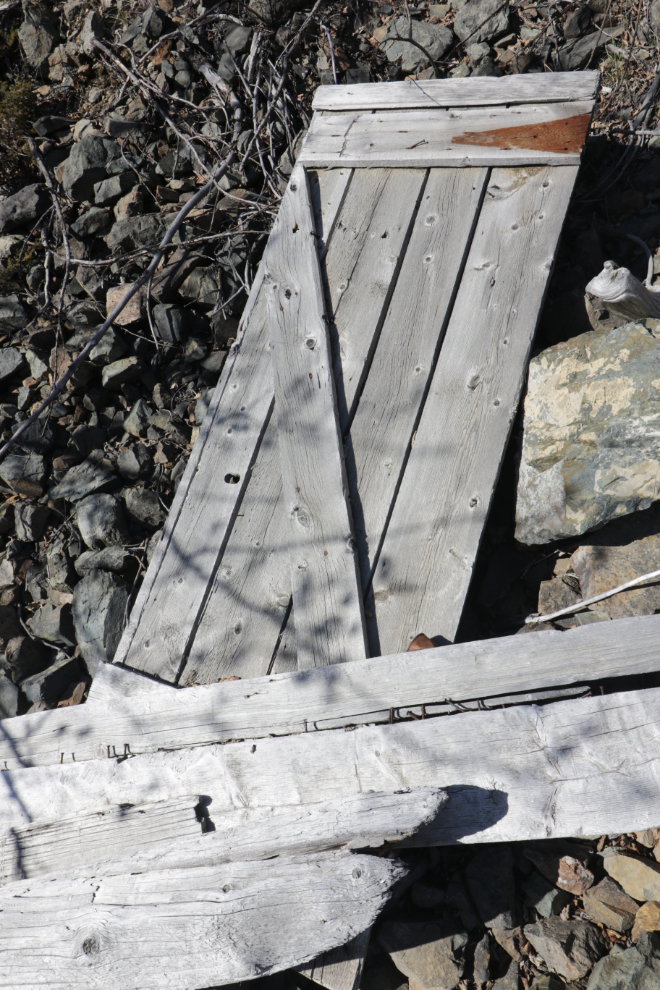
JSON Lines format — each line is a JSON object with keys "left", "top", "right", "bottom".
{"left": 371, "top": 165, "right": 580, "bottom": 653}
{"left": 265, "top": 163, "right": 367, "bottom": 669}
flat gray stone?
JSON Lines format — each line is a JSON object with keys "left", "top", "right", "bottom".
{"left": 49, "top": 455, "right": 115, "bottom": 502}
{"left": 603, "top": 851, "right": 660, "bottom": 903}
{"left": 124, "top": 399, "right": 152, "bottom": 438}
{"left": 583, "top": 878, "right": 638, "bottom": 933}
{"left": 94, "top": 171, "right": 136, "bottom": 206}
{"left": 14, "top": 503, "right": 50, "bottom": 543}
{"left": 454, "top": 0, "right": 509, "bottom": 42}
{"left": 117, "top": 443, "right": 152, "bottom": 481}
{"left": 0, "top": 347, "right": 27, "bottom": 382}
{"left": 89, "top": 328, "right": 128, "bottom": 366}
{"left": 71, "top": 206, "right": 113, "bottom": 239}
{"left": 27, "top": 602, "right": 75, "bottom": 647}
{"left": 382, "top": 18, "right": 454, "bottom": 71}
{"left": 554, "top": 31, "right": 605, "bottom": 70}
{"left": 72, "top": 568, "right": 129, "bottom": 674}
{"left": 75, "top": 547, "right": 133, "bottom": 576}
{"left": 20, "top": 654, "right": 80, "bottom": 705}
{"left": 106, "top": 213, "right": 172, "bottom": 253}
{"left": 0, "top": 672, "right": 18, "bottom": 718}
{"left": 18, "top": 8, "right": 59, "bottom": 75}
{"left": 522, "top": 872, "right": 571, "bottom": 919}
{"left": 101, "top": 356, "right": 143, "bottom": 389}
{"left": 0, "top": 184, "right": 51, "bottom": 234}
{"left": 0, "top": 295, "right": 31, "bottom": 331}
{"left": 76, "top": 493, "right": 129, "bottom": 549}
{"left": 379, "top": 920, "right": 467, "bottom": 989}
{"left": 0, "top": 453, "right": 46, "bottom": 495}
{"left": 524, "top": 918, "right": 606, "bottom": 981}
{"left": 153, "top": 303, "right": 184, "bottom": 343}
{"left": 62, "top": 135, "right": 120, "bottom": 203}
{"left": 516, "top": 321, "right": 660, "bottom": 545}
{"left": 124, "top": 487, "right": 166, "bottom": 529}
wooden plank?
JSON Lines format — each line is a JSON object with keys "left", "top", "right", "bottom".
{"left": 299, "top": 103, "right": 593, "bottom": 169}
{"left": 312, "top": 72, "right": 601, "bottom": 111}
{"left": 265, "top": 162, "right": 367, "bottom": 669}
{"left": 0, "top": 851, "right": 403, "bottom": 990}
{"left": 297, "top": 929, "right": 371, "bottom": 990}
{"left": 371, "top": 165, "right": 580, "bottom": 654}
{"left": 4, "top": 687, "right": 660, "bottom": 844}
{"left": 181, "top": 169, "right": 352, "bottom": 684}
{"left": 10, "top": 610, "right": 660, "bottom": 769}
{"left": 345, "top": 166, "right": 488, "bottom": 607}
{"left": 1, "top": 789, "right": 445, "bottom": 886}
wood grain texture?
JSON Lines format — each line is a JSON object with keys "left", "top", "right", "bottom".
{"left": 4, "top": 687, "right": 660, "bottom": 844}
{"left": 297, "top": 929, "right": 371, "bottom": 990}
{"left": 0, "top": 851, "right": 403, "bottom": 990}
{"left": 299, "top": 104, "right": 593, "bottom": 168}
{"left": 180, "top": 169, "right": 353, "bottom": 684}
{"left": 312, "top": 72, "right": 601, "bottom": 111}
{"left": 345, "top": 167, "right": 487, "bottom": 603}
{"left": 1, "top": 789, "right": 445, "bottom": 886}
{"left": 371, "top": 165, "right": 580, "bottom": 654}
{"left": 17, "top": 610, "right": 660, "bottom": 770}
{"left": 265, "top": 163, "right": 367, "bottom": 669}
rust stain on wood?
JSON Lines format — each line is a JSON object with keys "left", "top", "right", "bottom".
{"left": 451, "top": 114, "right": 591, "bottom": 154}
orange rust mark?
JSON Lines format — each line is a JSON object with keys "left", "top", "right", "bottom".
{"left": 451, "top": 113, "right": 591, "bottom": 155}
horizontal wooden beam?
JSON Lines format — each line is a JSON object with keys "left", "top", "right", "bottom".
{"left": 3, "top": 686, "right": 660, "bottom": 844}
{"left": 312, "top": 72, "right": 600, "bottom": 111}
{"left": 299, "top": 104, "right": 593, "bottom": 169}
{"left": 1, "top": 612, "right": 659, "bottom": 769}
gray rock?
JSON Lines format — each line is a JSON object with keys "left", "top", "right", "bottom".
{"left": 153, "top": 303, "right": 185, "bottom": 343}
{"left": 16, "top": 417, "right": 54, "bottom": 456}
{"left": 179, "top": 267, "right": 221, "bottom": 307}
{"left": 25, "top": 348, "right": 48, "bottom": 380}
{"left": 564, "top": 4, "right": 590, "bottom": 37}
{"left": 603, "top": 850, "right": 660, "bottom": 903}
{"left": 493, "top": 960, "right": 520, "bottom": 989}
{"left": 571, "top": 523, "right": 660, "bottom": 620}
{"left": 50, "top": 455, "right": 115, "bottom": 502}
{"left": 62, "top": 135, "right": 121, "bottom": 203}
{"left": 0, "top": 672, "right": 18, "bottom": 718}
{"left": 143, "top": 5, "right": 168, "bottom": 37}
{"left": 522, "top": 871, "right": 571, "bottom": 918}
{"left": 378, "top": 920, "right": 468, "bottom": 989}
{"left": 516, "top": 322, "right": 660, "bottom": 545}
{"left": 14, "top": 503, "right": 50, "bottom": 543}
{"left": 529, "top": 976, "right": 565, "bottom": 990}
{"left": 118, "top": 443, "right": 152, "bottom": 481}
{"left": 32, "top": 115, "right": 72, "bottom": 137}
{"left": 94, "top": 172, "right": 136, "bottom": 206}
{"left": 0, "top": 454, "right": 46, "bottom": 495}
{"left": 247, "top": 0, "right": 307, "bottom": 26}
{"left": 20, "top": 654, "right": 80, "bottom": 705}
{"left": 18, "top": 8, "right": 59, "bottom": 75}
{"left": 224, "top": 25, "right": 252, "bottom": 53}
{"left": 28, "top": 602, "right": 75, "bottom": 647}
{"left": 465, "top": 845, "right": 516, "bottom": 929}
{"left": 45, "top": 541, "right": 75, "bottom": 594}
{"left": 71, "top": 206, "right": 113, "bottom": 239}
{"left": 75, "top": 547, "right": 133, "bottom": 576}
{"left": 76, "top": 493, "right": 129, "bottom": 549}
{"left": 454, "top": 0, "right": 509, "bottom": 42}
{"left": 89, "top": 328, "right": 127, "bottom": 366}
{"left": 473, "top": 932, "right": 491, "bottom": 984}
{"left": 156, "top": 147, "right": 193, "bottom": 178}
{"left": 5, "top": 634, "right": 53, "bottom": 681}
{"left": 79, "top": 10, "right": 105, "bottom": 54}
{"left": 0, "top": 295, "right": 31, "bottom": 331}
{"left": 524, "top": 918, "right": 606, "bottom": 981}
{"left": 554, "top": 31, "right": 606, "bottom": 70}
{"left": 583, "top": 878, "right": 638, "bottom": 933}
{"left": 124, "top": 487, "right": 166, "bottom": 529}
{"left": 587, "top": 932, "right": 660, "bottom": 989}
{"left": 66, "top": 301, "right": 102, "bottom": 330}
{"left": 106, "top": 214, "right": 173, "bottom": 253}
{"left": 382, "top": 17, "right": 454, "bottom": 72}
{"left": 0, "top": 347, "right": 27, "bottom": 382}
{"left": 146, "top": 527, "right": 162, "bottom": 564}
{"left": 72, "top": 568, "right": 129, "bottom": 673}
{"left": 0, "top": 185, "right": 51, "bottom": 234}
{"left": 101, "top": 356, "right": 143, "bottom": 389}
{"left": 124, "top": 399, "right": 152, "bottom": 438}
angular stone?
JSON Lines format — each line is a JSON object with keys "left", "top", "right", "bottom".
{"left": 62, "top": 135, "right": 121, "bottom": 203}
{"left": 491, "top": 928, "right": 522, "bottom": 962}
{"left": 382, "top": 18, "right": 454, "bottom": 72}
{"left": 554, "top": 31, "right": 606, "bottom": 71}
{"left": 0, "top": 453, "right": 46, "bottom": 495}
{"left": 537, "top": 574, "right": 581, "bottom": 615}
{"left": 72, "top": 569, "right": 129, "bottom": 674}
{"left": 473, "top": 932, "right": 490, "bottom": 984}
{"left": 94, "top": 172, "right": 136, "bottom": 206}
{"left": 604, "top": 851, "right": 660, "bottom": 903}
{"left": 0, "top": 184, "right": 51, "bottom": 234}
{"left": 88, "top": 327, "right": 127, "bottom": 366}
{"left": 76, "top": 493, "right": 129, "bottom": 549}
{"left": 124, "top": 399, "right": 152, "bottom": 438}
{"left": 32, "top": 115, "right": 72, "bottom": 138}
{"left": 124, "top": 487, "right": 166, "bottom": 529}
{"left": 522, "top": 871, "right": 571, "bottom": 918}
{"left": 454, "top": 0, "right": 509, "bottom": 42}
{"left": 586, "top": 942, "right": 650, "bottom": 989}
{"left": 16, "top": 417, "right": 54, "bottom": 455}
{"left": 571, "top": 526, "right": 660, "bottom": 620}
{"left": 529, "top": 977, "right": 565, "bottom": 990}
{"left": 0, "top": 605, "right": 22, "bottom": 652}
{"left": 493, "top": 960, "right": 520, "bottom": 989}
{"left": 583, "top": 878, "right": 639, "bottom": 933}
{"left": 0, "top": 672, "right": 18, "bottom": 718}
{"left": 378, "top": 920, "right": 468, "bottom": 990}
{"left": 153, "top": 302, "right": 184, "bottom": 343}
{"left": 14, "top": 503, "right": 50, "bottom": 543}
{"left": 71, "top": 206, "right": 112, "bottom": 239}
{"left": 27, "top": 602, "right": 75, "bottom": 647}
{"left": 0, "top": 293, "right": 31, "bottom": 333}
{"left": 465, "top": 845, "right": 516, "bottom": 929}
{"left": 79, "top": 10, "right": 105, "bottom": 54}
{"left": 5, "top": 634, "right": 53, "bottom": 681}
{"left": 75, "top": 547, "right": 133, "bottom": 576}
{"left": 632, "top": 902, "right": 660, "bottom": 943}
{"left": 49, "top": 455, "right": 115, "bottom": 502}
{"left": 106, "top": 214, "right": 172, "bottom": 253}
{"left": 0, "top": 347, "right": 27, "bottom": 382}
{"left": 101, "top": 356, "right": 143, "bottom": 389}
{"left": 18, "top": 8, "right": 59, "bottom": 75}
{"left": 524, "top": 918, "right": 605, "bottom": 981}
{"left": 117, "top": 443, "right": 152, "bottom": 481}
{"left": 516, "top": 322, "right": 660, "bottom": 545}
{"left": 20, "top": 654, "right": 80, "bottom": 705}
{"left": 524, "top": 848, "right": 594, "bottom": 895}
{"left": 445, "top": 870, "right": 479, "bottom": 931}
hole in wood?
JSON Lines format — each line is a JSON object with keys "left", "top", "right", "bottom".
{"left": 225, "top": 474, "right": 240, "bottom": 484}
{"left": 305, "top": 337, "right": 316, "bottom": 349}
{"left": 425, "top": 214, "right": 438, "bottom": 226}
{"left": 285, "top": 288, "right": 292, "bottom": 299}
{"left": 82, "top": 937, "right": 100, "bottom": 956}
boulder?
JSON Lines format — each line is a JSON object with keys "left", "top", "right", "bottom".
{"left": 124, "top": 487, "right": 166, "bottom": 529}
{"left": 382, "top": 18, "right": 454, "bottom": 72}
{"left": 0, "top": 185, "right": 51, "bottom": 234}
{"left": 49, "top": 455, "right": 115, "bottom": 502}
{"left": 62, "top": 136, "right": 121, "bottom": 203}
{"left": 0, "top": 347, "right": 27, "bottom": 382}
{"left": 378, "top": 920, "right": 468, "bottom": 989}
{"left": 27, "top": 603, "right": 75, "bottom": 647}
{"left": 515, "top": 321, "right": 660, "bottom": 545}
{"left": 583, "top": 878, "right": 639, "bottom": 933}
{"left": 101, "top": 356, "right": 143, "bottom": 389}
{"left": 71, "top": 206, "right": 113, "bottom": 239}
{"left": 0, "top": 295, "right": 31, "bottom": 331}
{"left": 0, "top": 453, "right": 46, "bottom": 496}
{"left": 454, "top": 0, "right": 509, "bottom": 42}
{"left": 524, "top": 918, "right": 605, "bottom": 981}
{"left": 72, "top": 568, "right": 129, "bottom": 673}
{"left": 76, "top": 493, "right": 129, "bottom": 549}
{"left": 553, "top": 31, "right": 606, "bottom": 70}
{"left": 18, "top": 8, "right": 59, "bottom": 75}
{"left": 14, "top": 503, "right": 50, "bottom": 543}
{"left": 604, "top": 851, "right": 660, "bottom": 903}
{"left": 106, "top": 214, "right": 173, "bottom": 253}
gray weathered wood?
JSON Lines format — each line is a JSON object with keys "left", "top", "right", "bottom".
{"left": 0, "top": 789, "right": 445, "bottom": 886}
{"left": 8, "top": 611, "right": 660, "bottom": 769}
{"left": 4, "top": 687, "right": 660, "bottom": 844}
{"left": 312, "top": 72, "right": 600, "bottom": 111}
{"left": 371, "top": 165, "right": 580, "bottom": 654}
{"left": 265, "top": 162, "right": 367, "bottom": 669}
{"left": 299, "top": 103, "right": 593, "bottom": 169}
{"left": 181, "top": 169, "right": 353, "bottom": 683}
{"left": 0, "top": 851, "right": 403, "bottom": 990}
{"left": 297, "top": 929, "right": 371, "bottom": 990}
{"left": 345, "top": 166, "right": 488, "bottom": 607}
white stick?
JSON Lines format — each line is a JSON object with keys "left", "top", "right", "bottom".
{"left": 525, "top": 566, "right": 660, "bottom": 624}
